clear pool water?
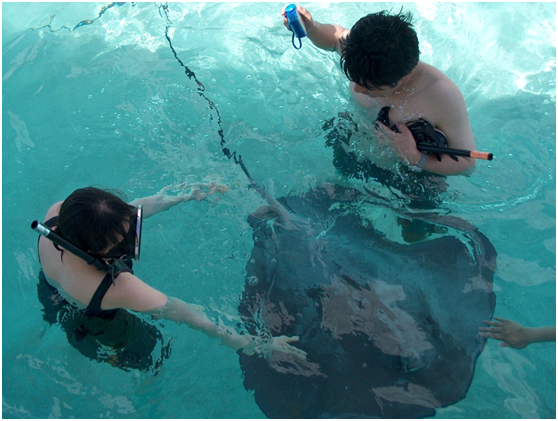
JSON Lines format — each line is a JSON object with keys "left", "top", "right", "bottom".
{"left": 2, "top": 2, "right": 555, "bottom": 418}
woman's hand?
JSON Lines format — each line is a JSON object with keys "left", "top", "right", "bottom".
{"left": 270, "top": 335, "right": 307, "bottom": 358}
{"left": 240, "top": 334, "right": 307, "bottom": 359}
{"left": 130, "top": 180, "right": 229, "bottom": 218}
{"left": 161, "top": 181, "right": 230, "bottom": 203}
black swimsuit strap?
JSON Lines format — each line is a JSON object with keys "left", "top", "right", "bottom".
{"left": 86, "top": 273, "right": 114, "bottom": 313}
{"left": 44, "top": 216, "right": 59, "bottom": 228}
{"left": 86, "top": 261, "right": 134, "bottom": 315}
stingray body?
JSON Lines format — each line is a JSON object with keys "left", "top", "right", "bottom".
{"left": 238, "top": 184, "right": 496, "bottom": 418}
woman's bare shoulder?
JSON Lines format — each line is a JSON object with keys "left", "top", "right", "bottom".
{"left": 44, "top": 201, "right": 63, "bottom": 220}
{"left": 104, "top": 272, "right": 168, "bottom": 312}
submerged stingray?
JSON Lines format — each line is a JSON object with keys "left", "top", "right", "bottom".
{"left": 238, "top": 183, "right": 496, "bottom": 418}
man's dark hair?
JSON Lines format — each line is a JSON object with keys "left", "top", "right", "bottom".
{"left": 57, "top": 187, "right": 134, "bottom": 256}
{"left": 340, "top": 10, "right": 420, "bottom": 90}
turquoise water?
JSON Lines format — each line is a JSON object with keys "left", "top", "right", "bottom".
{"left": 2, "top": 2, "right": 555, "bottom": 418}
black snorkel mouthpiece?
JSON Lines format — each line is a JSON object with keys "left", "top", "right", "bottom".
{"left": 31, "top": 220, "right": 110, "bottom": 272}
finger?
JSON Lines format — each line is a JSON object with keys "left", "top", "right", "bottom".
{"left": 374, "top": 121, "right": 391, "bottom": 133}
{"left": 285, "top": 344, "right": 307, "bottom": 357}
{"left": 493, "top": 317, "right": 510, "bottom": 323}
{"left": 297, "top": 347, "right": 308, "bottom": 356}
{"left": 297, "top": 6, "right": 311, "bottom": 21}
{"left": 483, "top": 320, "right": 501, "bottom": 327}
{"left": 499, "top": 341, "right": 510, "bottom": 348}
{"left": 372, "top": 124, "right": 382, "bottom": 138}
{"left": 396, "top": 122, "right": 410, "bottom": 134}
{"left": 486, "top": 327, "right": 503, "bottom": 334}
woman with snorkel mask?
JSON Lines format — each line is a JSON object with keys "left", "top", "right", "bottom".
{"left": 34, "top": 184, "right": 305, "bottom": 372}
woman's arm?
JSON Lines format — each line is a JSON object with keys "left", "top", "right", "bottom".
{"left": 106, "top": 274, "right": 252, "bottom": 350}
{"left": 146, "top": 296, "right": 252, "bottom": 350}
{"left": 147, "top": 296, "right": 307, "bottom": 357}
{"left": 129, "top": 181, "right": 229, "bottom": 219}
{"left": 108, "top": 275, "right": 306, "bottom": 357}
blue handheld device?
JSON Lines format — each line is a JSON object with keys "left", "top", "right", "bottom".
{"left": 285, "top": 4, "right": 306, "bottom": 49}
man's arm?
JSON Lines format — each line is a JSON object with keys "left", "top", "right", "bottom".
{"left": 281, "top": 5, "right": 349, "bottom": 55}
{"left": 374, "top": 122, "right": 475, "bottom": 175}
{"left": 425, "top": 79, "right": 476, "bottom": 174}
{"left": 375, "top": 80, "right": 477, "bottom": 175}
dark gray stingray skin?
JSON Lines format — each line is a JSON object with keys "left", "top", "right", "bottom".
{"left": 238, "top": 184, "right": 496, "bottom": 419}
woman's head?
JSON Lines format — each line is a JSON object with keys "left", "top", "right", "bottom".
{"left": 57, "top": 187, "right": 135, "bottom": 257}
{"left": 340, "top": 10, "right": 420, "bottom": 90}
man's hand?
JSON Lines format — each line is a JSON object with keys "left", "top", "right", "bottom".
{"left": 280, "top": 4, "right": 315, "bottom": 33}
{"left": 373, "top": 121, "right": 423, "bottom": 165}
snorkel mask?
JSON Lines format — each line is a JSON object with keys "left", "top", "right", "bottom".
{"left": 32, "top": 205, "right": 143, "bottom": 273}
{"left": 102, "top": 205, "right": 143, "bottom": 262}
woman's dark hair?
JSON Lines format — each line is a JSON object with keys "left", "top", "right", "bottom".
{"left": 56, "top": 187, "right": 134, "bottom": 256}
{"left": 340, "top": 10, "right": 420, "bottom": 90}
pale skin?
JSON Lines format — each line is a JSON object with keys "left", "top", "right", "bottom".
{"left": 38, "top": 182, "right": 306, "bottom": 358}
{"left": 479, "top": 317, "right": 556, "bottom": 349}
{"left": 281, "top": 5, "right": 476, "bottom": 175}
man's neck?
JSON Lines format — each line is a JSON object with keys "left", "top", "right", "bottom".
{"left": 393, "top": 62, "right": 424, "bottom": 94}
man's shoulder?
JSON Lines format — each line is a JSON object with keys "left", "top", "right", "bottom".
{"left": 417, "top": 64, "right": 465, "bottom": 109}
{"left": 420, "top": 63, "right": 460, "bottom": 90}
{"left": 411, "top": 63, "right": 469, "bottom": 129}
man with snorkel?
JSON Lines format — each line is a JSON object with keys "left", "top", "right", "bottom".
{"left": 281, "top": 5, "right": 481, "bottom": 176}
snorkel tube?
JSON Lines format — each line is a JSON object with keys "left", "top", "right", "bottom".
{"left": 417, "top": 144, "right": 493, "bottom": 161}
{"left": 32, "top": 220, "right": 110, "bottom": 272}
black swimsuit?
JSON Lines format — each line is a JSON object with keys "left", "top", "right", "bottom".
{"left": 37, "top": 217, "right": 170, "bottom": 372}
